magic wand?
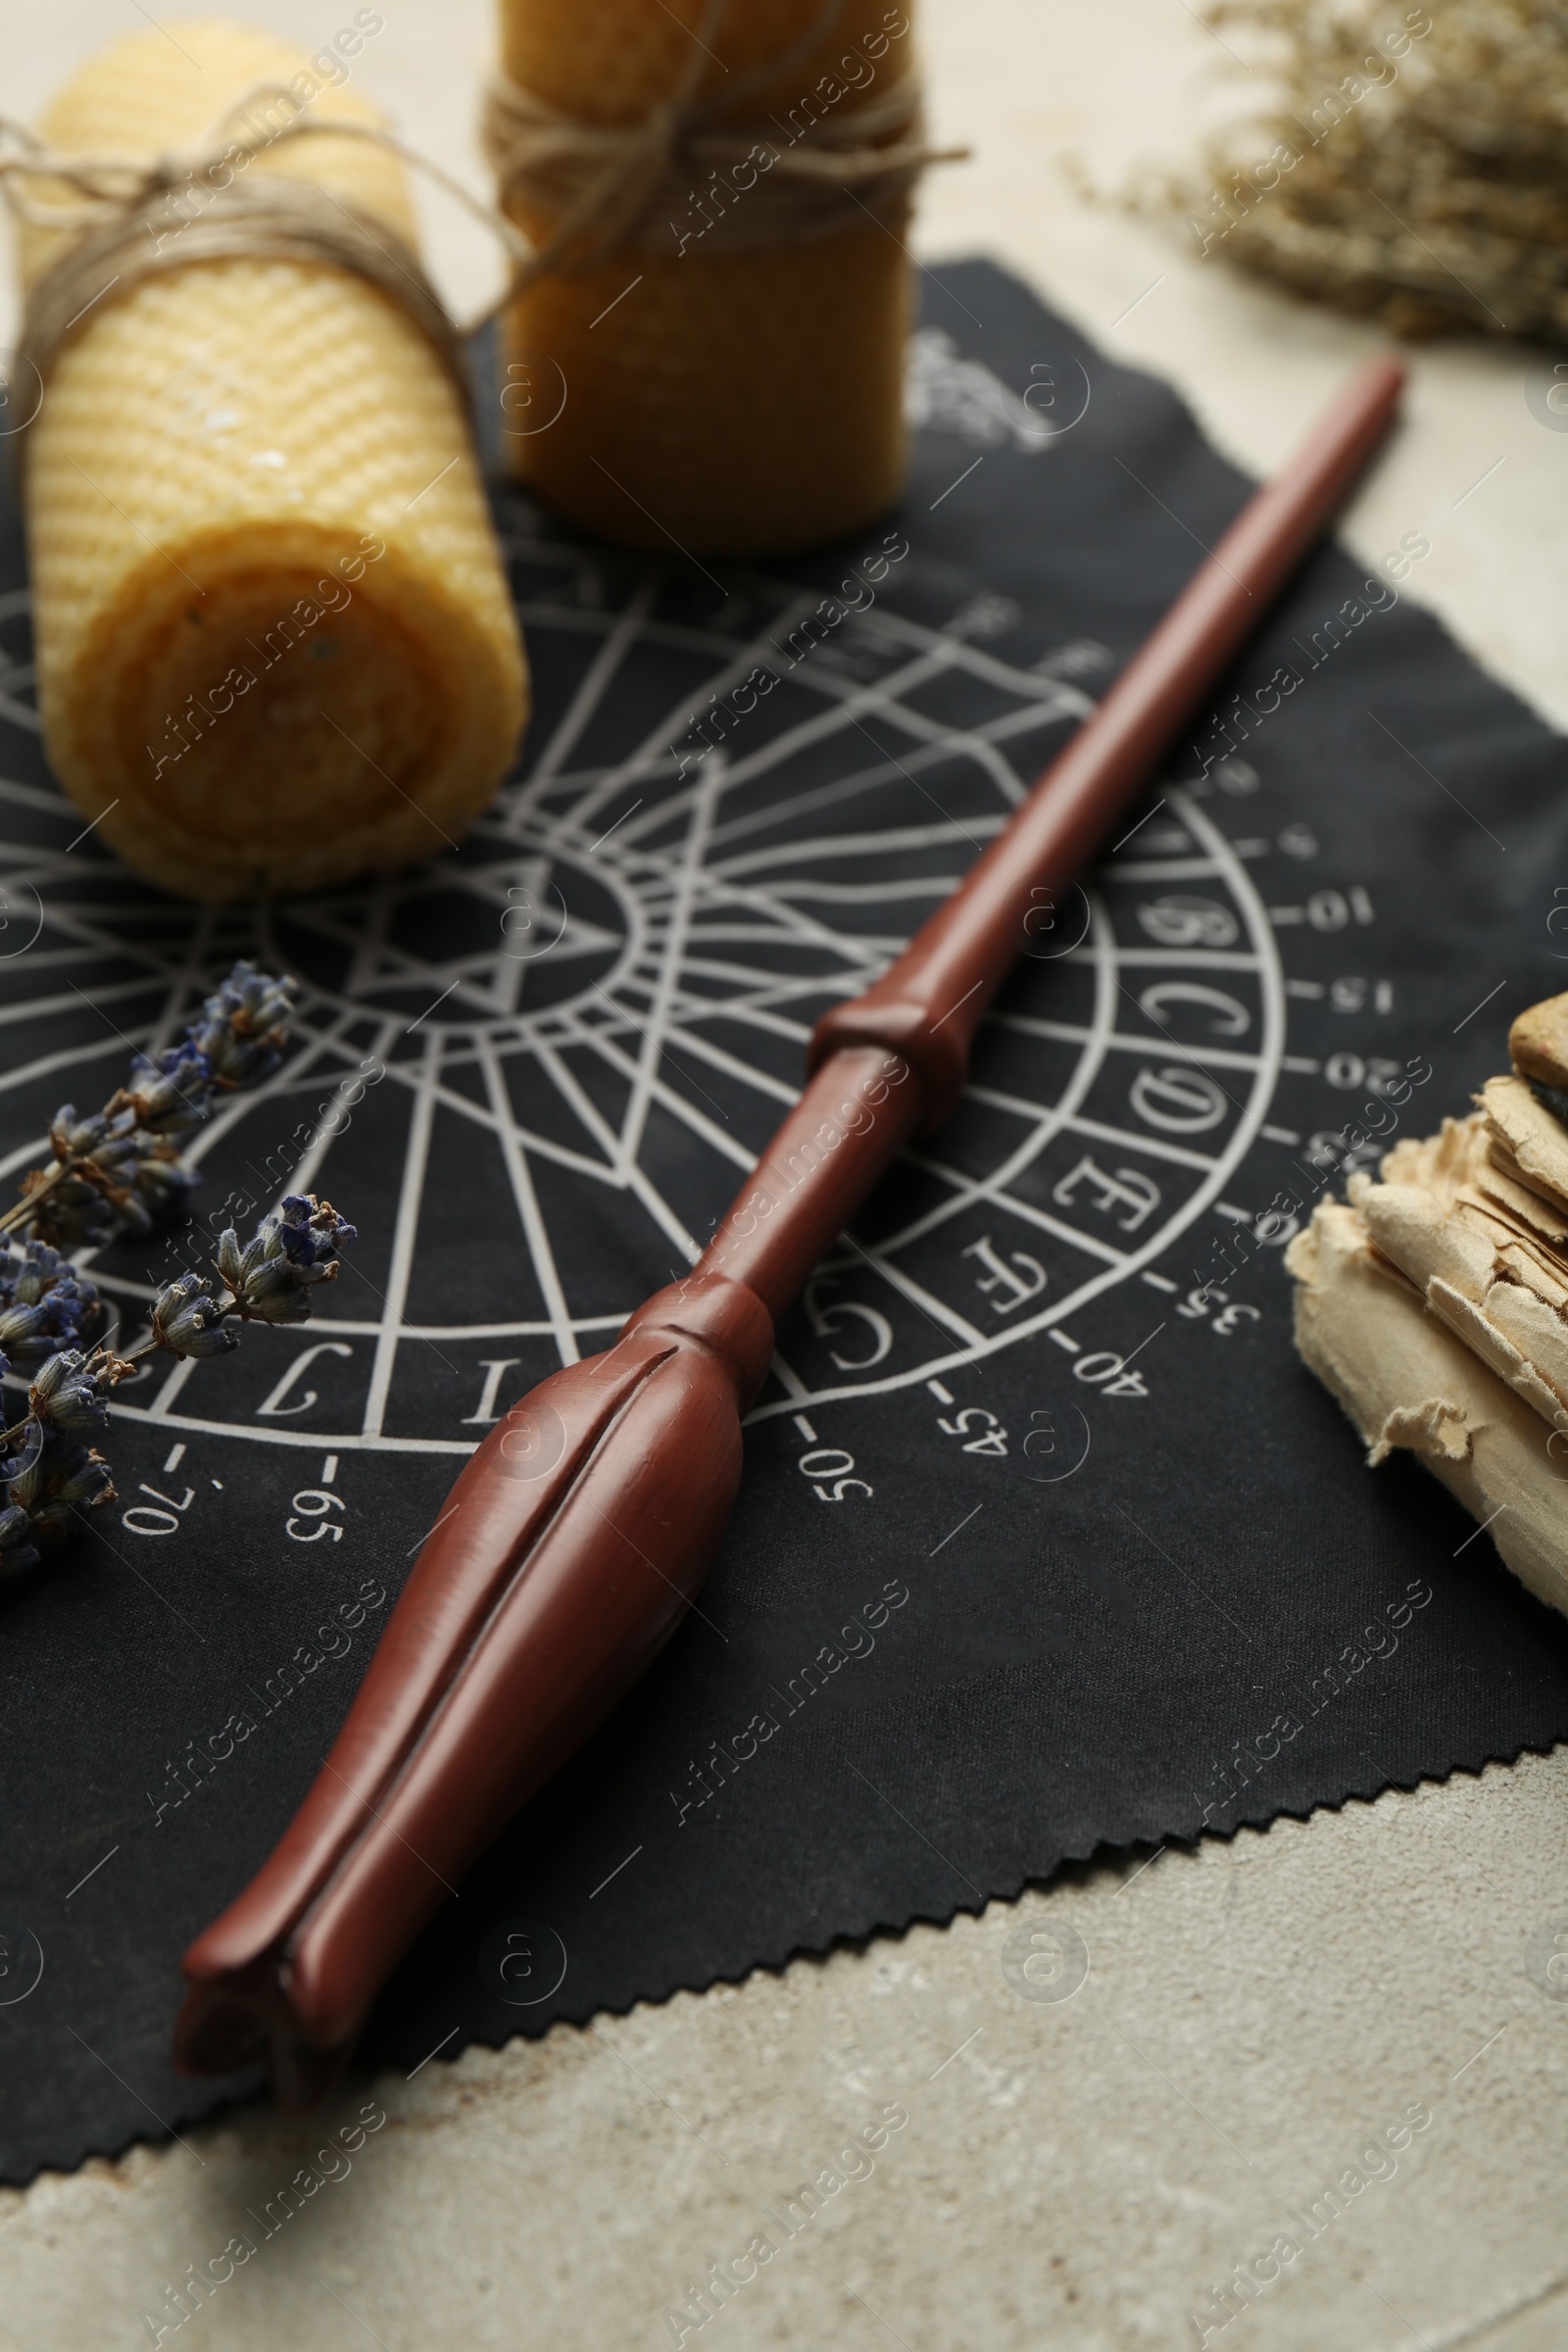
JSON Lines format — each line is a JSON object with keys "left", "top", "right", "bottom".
{"left": 174, "top": 356, "right": 1405, "bottom": 2107}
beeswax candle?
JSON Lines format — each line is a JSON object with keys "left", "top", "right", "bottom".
{"left": 14, "top": 22, "right": 527, "bottom": 903}
{"left": 488, "top": 0, "right": 930, "bottom": 556}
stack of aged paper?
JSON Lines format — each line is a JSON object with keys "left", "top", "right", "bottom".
{"left": 1288, "top": 997, "right": 1568, "bottom": 1616}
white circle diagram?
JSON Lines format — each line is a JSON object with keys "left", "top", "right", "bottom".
{"left": 0, "top": 541, "right": 1291, "bottom": 1458}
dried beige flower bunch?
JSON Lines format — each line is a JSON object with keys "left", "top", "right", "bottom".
{"left": 1173, "top": 0, "right": 1568, "bottom": 341}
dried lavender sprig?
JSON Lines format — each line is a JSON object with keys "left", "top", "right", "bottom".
{"left": 118, "top": 1195, "right": 358, "bottom": 1366}
{"left": 0, "top": 1185, "right": 356, "bottom": 1581}
{"left": 0, "top": 1240, "right": 103, "bottom": 1366}
{"left": 6, "top": 959, "right": 299, "bottom": 1250}
{"left": 0, "top": 1347, "right": 122, "bottom": 1578}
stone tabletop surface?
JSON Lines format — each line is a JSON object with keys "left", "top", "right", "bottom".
{"left": 2, "top": 5, "right": 1565, "bottom": 2348}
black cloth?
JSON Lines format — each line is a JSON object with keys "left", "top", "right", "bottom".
{"left": 1, "top": 262, "right": 1566, "bottom": 2183}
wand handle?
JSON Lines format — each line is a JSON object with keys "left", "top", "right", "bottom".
{"left": 174, "top": 360, "right": 1404, "bottom": 2105}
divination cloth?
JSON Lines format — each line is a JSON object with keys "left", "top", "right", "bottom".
{"left": 1, "top": 263, "right": 1566, "bottom": 2180}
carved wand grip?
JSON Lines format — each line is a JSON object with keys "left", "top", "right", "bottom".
{"left": 175, "top": 360, "right": 1404, "bottom": 2105}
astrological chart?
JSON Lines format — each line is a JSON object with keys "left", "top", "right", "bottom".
{"left": 0, "top": 535, "right": 1310, "bottom": 1467}
{"left": 7, "top": 265, "right": 1568, "bottom": 2179}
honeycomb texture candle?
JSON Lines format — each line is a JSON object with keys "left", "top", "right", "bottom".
{"left": 491, "top": 0, "right": 923, "bottom": 556}
{"left": 15, "top": 21, "right": 527, "bottom": 904}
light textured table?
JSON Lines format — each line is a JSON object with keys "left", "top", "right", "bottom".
{"left": 3, "top": 7, "right": 1566, "bottom": 2348}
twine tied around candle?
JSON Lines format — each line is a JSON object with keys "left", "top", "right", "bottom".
{"left": 0, "top": 2, "right": 963, "bottom": 416}
{"left": 483, "top": 0, "right": 964, "bottom": 273}
{"left": 0, "top": 94, "right": 518, "bottom": 404}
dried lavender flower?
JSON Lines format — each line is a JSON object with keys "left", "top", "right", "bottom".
{"left": 22, "top": 1105, "right": 136, "bottom": 1249}
{"left": 0, "top": 1502, "right": 40, "bottom": 1579}
{"left": 150, "top": 1273, "right": 238, "bottom": 1361}
{"left": 120, "top": 1138, "right": 201, "bottom": 1237}
{"left": 216, "top": 1193, "right": 356, "bottom": 1328}
{"left": 28, "top": 1348, "right": 121, "bottom": 1436}
{"left": 0, "top": 1242, "right": 102, "bottom": 1367}
{"left": 0, "top": 1301, "right": 57, "bottom": 1363}
{"left": 47, "top": 1104, "right": 138, "bottom": 1181}
{"left": 0, "top": 963, "right": 367, "bottom": 1578}
{"left": 11, "top": 959, "right": 297, "bottom": 1252}
{"left": 119, "top": 1045, "right": 215, "bottom": 1138}
{"left": 8, "top": 1440, "right": 116, "bottom": 1545}
{"left": 185, "top": 961, "right": 297, "bottom": 1092}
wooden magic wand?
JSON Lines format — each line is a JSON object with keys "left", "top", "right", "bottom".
{"left": 174, "top": 359, "right": 1405, "bottom": 2107}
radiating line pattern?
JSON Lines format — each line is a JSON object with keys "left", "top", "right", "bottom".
{"left": 0, "top": 541, "right": 1285, "bottom": 1453}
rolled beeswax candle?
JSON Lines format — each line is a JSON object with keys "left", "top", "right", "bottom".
{"left": 15, "top": 22, "right": 527, "bottom": 904}
{"left": 489, "top": 0, "right": 926, "bottom": 556}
